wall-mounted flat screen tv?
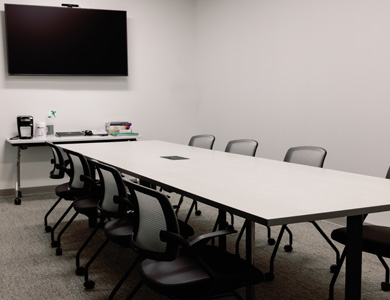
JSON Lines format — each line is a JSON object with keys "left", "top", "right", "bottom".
{"left": 4, "top": 4, "right": 128, "bottom": 76}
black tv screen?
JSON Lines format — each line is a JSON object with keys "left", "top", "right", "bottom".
{"left": 4, "top": 4, "right": 128, "bottom": 76}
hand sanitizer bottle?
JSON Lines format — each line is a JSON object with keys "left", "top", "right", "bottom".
{"left": 46, "top": 111, "right": 56, "bottom": 136}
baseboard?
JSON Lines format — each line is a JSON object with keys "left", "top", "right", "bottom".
{"left": 0, "top": 185, "right": 56, "bottom": 197}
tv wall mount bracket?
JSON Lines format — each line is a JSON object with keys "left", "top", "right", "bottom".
{"left": 61, "top": 3, "right": 79, "bottom": 8}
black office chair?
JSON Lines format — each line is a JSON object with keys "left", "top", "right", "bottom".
{"left": 213, "top": 139, "right": 258, "bottom": 232}
{"left": 48, "top": 142, "right": 68, "bottom": 180}
{"left": 49, "top": 147, "right": 95, "bottom": 249}
{"left": 80, "top": 160, "right": 135, "bottom": 290}
{"left": 271, "top": 146, "right": 330, "bottom": 247}
{"left": 264, "top": 146, "right": 340, "bottom": 281}
{"left": 82, "top": 161, "right": 197, "bottom": 296}
{"left": 44, "top": 143, "right": 70, "bottom": 232}
{"left": 174, "top": 134, "right": 215, "bottom": 221}
{"left": 52, "top": 149, "right": 100, "bottom": 256}
{"left": 328, "top": 167, "right": 390, "bottom": 300}
{"left": 189, "top": 134, "right": 216, "bottom": 149}
{"left": 108, "top": 180, "right": 264, "bottom": 300}
{"left": 225, "top": 139, "right": 258, "bottom": 157}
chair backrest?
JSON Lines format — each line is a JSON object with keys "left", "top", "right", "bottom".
{"left": 63, "top": 149, "right": 93, "bottom": 192}
{"left": 91, "top": 160, "right": 130, "bottom": 217}
{"left": 284, "top": 146, "right": 327, "bottom": 168}
{"left": 47, "top": 142, "right": 66, "bottom": 179}
{"left": 126, "top": 180, "right": 180, "bottom": 261}
{"left": 188, "top": 134, "right": 215, "bottom": 150}
{"left": 225, "top": 139, "right": 258, "bottom": 157}
{"left": 385, "top": 167, "right": 390, "bottom": 179}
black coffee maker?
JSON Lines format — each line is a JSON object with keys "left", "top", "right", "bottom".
{"left": 17, "top": 116, "right": 34, "bottom": 139}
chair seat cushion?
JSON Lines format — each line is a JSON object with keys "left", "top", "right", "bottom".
{"left": 104, "top": 217, "right": 133, "bottom": 247}
{"left": 331, "top": 225, "right": 390, "bottom": 257}
{"left": 55, "top": 183, "right": 73, "bottom": 199}
{"left": 198, "top": 245, "right": 264, "bottom": 292}
{"left": 140, "top": 245, "right": 263, "bottom": 299}
{"left": 73, "top": 197, "right": 98, "bottom": 216}
{"left": 55, "top": 182, "right": 91, "bottom": 200}
{"left": 140, "top": 251, "right": 212, "bottom": 299}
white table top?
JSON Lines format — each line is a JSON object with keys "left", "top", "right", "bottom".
{"left": 6, "top": 134, "right": 140, "bottom": 145}
{"left": 59, "top": 140, "right": 390, "bottom": 226}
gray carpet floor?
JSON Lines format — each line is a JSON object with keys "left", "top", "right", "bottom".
{"left": 0, "top": 192, "right": 389, "bottom": 300}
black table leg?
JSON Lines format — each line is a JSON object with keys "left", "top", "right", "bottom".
{"left": 217, "top": 209, "right": 227, "bottom": 250}
{"left": 14, "top": 146, "right": 22, "bottom": 205}
{"left": 345, "top": 215, "right": 363, "bottom": 300}
{"left": 245, "top": 220, "right": 255, "bottom": 300}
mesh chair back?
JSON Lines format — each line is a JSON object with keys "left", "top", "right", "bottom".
{"left": 189, "top": 134, "right": 215, "bottom": 149}
{"left": 284, "top": 146, "right": 327, "bottom": 168}
{"left": 91, "top": 160, "right": 129, "bottom": 216}
{"left": 225, "top": 139, "right": 258, "bottom": 157}
{"left": 64, "top": 149, "right": 92, "bottom": 191}
{"left": 48, "top": 143, "right": 66, "bottom": 179}
{"left": 127, "top": 181, "right": 180, "bottom": 261}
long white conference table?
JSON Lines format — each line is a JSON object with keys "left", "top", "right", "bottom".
{"left": 59, "top": 140, "right": 390, "bottom": 300}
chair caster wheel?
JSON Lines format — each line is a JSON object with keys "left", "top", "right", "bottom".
{"left": 45, "top": 226, "right": 52, "bottom": 232}
{"left": 195, "top": 210, "right": 202, "bottom": 216}
{"left": 76, "top": 267, "right": 85, "bottom": 276}
{"left": 330, "top": 264, "right": 338, "bottom": 273}
{"left": 381, "top": 281, "right": 390, "bottom": 291}
{"left": 14, "top": 198, "right": 21, "bottom": 205}
{"left": 284, "top": 244, "right": 293, "bottom": 252}
{"left": 265, "top": 272, "right": 275, "bottom": 281}
{"left": 56, "top": 247, "right": 62, "bottom": 256}
{"left": 51, "top": 240, "right": 59, "bottom": 248}
{"left": 84, "top": 280, "right": 95, "bottom": 289}
{"left": 268, "top": 238, "right": 275, "bottom": 245}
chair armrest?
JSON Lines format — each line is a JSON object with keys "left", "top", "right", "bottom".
{"left": 160, "top": 230, "right": 190, "bottom": 248}
{"left": 52, "top": 161, "right": 71, "bottom": 175}
{"left": 62, "top": 165, "right": 72, "bottom": 176}
{"left": 80, "top": 174, "right": 96, "bottom": 183}
{"left": 187, "top": 229, "right": 237, "bottom": 282}
{"left": 80, "top": 175, "right": 99, "bottom": 190}
{"left": 64, "top": 159, "right": 70, "bottom": 167}
{"left": 189, "top": 229, "right": 237, "bottom": 249}
{"left": 53, "top": 163, "right": 64, "bottom": 171}
{"left": 113, "top": 195, "right": 134, "bottom": 209}
{"left": 116, "top": 178, "right": 138, "bottom": 213}
{"left": 161, "top": 229, "right": 237, "bottom": 249}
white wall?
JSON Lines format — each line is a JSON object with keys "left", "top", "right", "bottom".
{"left": 194, "top": 0, "right": 390, "bottom": 226}
{"left": 0, "top": 0, "right": 197, "bottom": 188}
